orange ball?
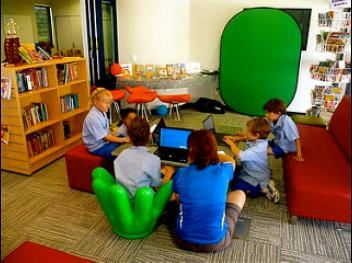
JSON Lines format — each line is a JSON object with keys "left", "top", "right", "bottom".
{"left": 110, "top": 63, "right": 122, "bottom": 75}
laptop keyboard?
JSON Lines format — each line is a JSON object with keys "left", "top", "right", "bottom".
{"left": 154, "top": 149, "right": 188, "bottom": 163}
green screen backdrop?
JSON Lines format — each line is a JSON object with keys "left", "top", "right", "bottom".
{"left": 219, "top": 8, "right": 302, "bottom": 116}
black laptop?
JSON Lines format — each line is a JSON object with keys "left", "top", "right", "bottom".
{"left": 202, "top": 115, "right": 228, "bottom": 146}
{"left": 154, "top": 127, "right": 192, "bottom": 166}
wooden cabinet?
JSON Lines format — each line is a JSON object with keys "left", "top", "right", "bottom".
{"left": 1, "top": 57, "right": 90, "bottom": 175}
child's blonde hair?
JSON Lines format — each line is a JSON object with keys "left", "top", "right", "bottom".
{"left": 90, "top": 87, "right": 113, "bottom": 108}
{"left": 246, "top": 117, "right": 271, "bottom": 139}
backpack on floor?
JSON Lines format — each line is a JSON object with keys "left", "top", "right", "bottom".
{"left": 195, "top": 98, "right": 226, "bottom": 114}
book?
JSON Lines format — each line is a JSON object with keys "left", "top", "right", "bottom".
{"left": 132, "top": 64, "right": 143, "bottom": 80}
{"left": 157, "top": 64, "right": 167, "bottom": 79}
{"left": 1, "top": 77, "right": 12, "bottom": 99}
{"left": 166, "top": 64, "right": 174, "bottom": 77}
{"left": 144, "top": 64, "right": 154, "bottom": 79}
{"left": 1, "top": 125, "right": 10, "bottom": 144}
{"left": 120, "top": 64, "right": 132, "bottom": 79}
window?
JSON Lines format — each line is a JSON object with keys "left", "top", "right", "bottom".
{"left": 34, "top": 5, "right": 53, "bottom": 43}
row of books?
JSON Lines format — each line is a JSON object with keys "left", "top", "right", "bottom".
{"left": 17, "top": 68, "right": 49, "bottom": 93}
{"left": 26, "top": 128, "right": 55, "bottom": 157}
{"left": 118, "top": 63, "right": 201, "bottom": 80}
{"left": 61, "top": 94, "right": 79, "bottom": 113}
{"left": 22, "top": 103, "right": 49, "bottom": 131}
{"left": 57, "top": 63, "right": 78, "bottom": 85}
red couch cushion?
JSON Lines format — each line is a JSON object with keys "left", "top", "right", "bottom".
{"left": 328, "top": 95, "right": 351, "bottom": 160}
{"left": 284, "top": 125, "right": 351, "bottom": 223}
{"left": 2, "top": 241, "right": 93, "bottom": 263}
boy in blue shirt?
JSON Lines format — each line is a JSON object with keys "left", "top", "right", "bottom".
{"left": 263, "top": 98, "right": 304, "bottom": 162}
{"left": 83, "top": 88, "right": 130, "bottom": 161}
{"left": 114, "top": 117, "right": 174, "bottom": 197}
{"left": 223, "top": 117, "right": 280, "bottom": 203}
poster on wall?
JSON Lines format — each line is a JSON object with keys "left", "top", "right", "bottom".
{"left": 329, "top": 0, "right": 351, "bottom": 8}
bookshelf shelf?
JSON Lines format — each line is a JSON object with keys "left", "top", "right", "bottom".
{"left": 29, "top": 145, "right": 63, "bottom": 164}
{"left": 1, "top": 57, "right": 90, "bottom": 175}
{"left": 61, "top": 107, "right": 89, "bottom": 120}
{"left": 64, "top": 133, "right": 82, "bottom": 146}
{"left": 24, "top": 119, "right": 61, "bottom": 135}
{"left": 19, "top": 87, "right": 58, "bottom": 99}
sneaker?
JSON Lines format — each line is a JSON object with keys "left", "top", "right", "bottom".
{"left": 267, "top": 179, "right": 280, "bottom": 204}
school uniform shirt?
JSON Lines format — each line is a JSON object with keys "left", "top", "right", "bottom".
{"left": 172, "top": 162, "right": 235, "bottom": 245}
{"left": 116, "top": 123, "right": 128, "bottom": 137}
{"left": 271, "top": 114, "right": 299, "bottom": 153}
{"left": 238, "top": 139, "right": 270, "bottom": 188}
{"left": 114, "top": 146, "right": 162, "bottom": 197}
{"left": 82, "top": 106, "right": 109, "bottom": 152}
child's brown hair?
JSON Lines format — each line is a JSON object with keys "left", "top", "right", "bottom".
{"left": 127, "top": 117, "right": 150, "bottom": 146}
{"left": 90, "top": 87, "right": 113, "bottom": 108}
{"left": 263, "top": 98, "right": 287, "bottom": 114}
{"left": 247, "top": 117, "right": 271, "bottom": 139}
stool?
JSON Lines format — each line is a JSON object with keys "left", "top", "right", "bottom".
{"left": 65, "top": 144, "right": 113, "bottom": 193}
{"left": 127, "top": 91, "right": 157, "bottom": 122}
{"left": 157, "top": 94, "right": 192, "bottom": 121}
{"left": 125, "top": 85, "right": 151, "bottom": 94}
{"left": 109, "top": 89, "right": 125, "bottom": 124}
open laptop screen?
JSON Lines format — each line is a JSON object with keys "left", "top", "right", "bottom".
{"left": 202, "top": 115, "right": 215, "bottom": 132}
{"left": 159, "top": 127, "right": 191, "bottom": 149}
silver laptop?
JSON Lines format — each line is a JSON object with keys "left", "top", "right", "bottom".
{"left": 202, "top": 115, "right": 228, "bottom": 146}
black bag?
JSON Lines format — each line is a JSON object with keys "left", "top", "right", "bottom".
{"left": 195, "top": 98, "right": 226, "bottom": 114}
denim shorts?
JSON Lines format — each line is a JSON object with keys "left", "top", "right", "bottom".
{"left": 268, "top": 139, "right": 286, "bottom": 159}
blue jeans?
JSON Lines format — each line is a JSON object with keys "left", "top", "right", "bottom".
{"left": 92, "top": 143, "right": 120, "bottom": 161}
{"left": 268, "top": 139, "right": 286, "bottom": 159}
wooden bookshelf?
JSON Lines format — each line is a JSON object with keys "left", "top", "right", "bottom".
{"left": 1, "top": 57, "right": 90, "bottom": 175}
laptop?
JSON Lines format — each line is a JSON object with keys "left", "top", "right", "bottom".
{"left": 150, "top": 117, "right": 166, "bottom": 146}
{"left": 154, "top": 127, "right": 192, "bottom": 166}
{"left": 202, "top": 115, "right": 228, "bottom": 146}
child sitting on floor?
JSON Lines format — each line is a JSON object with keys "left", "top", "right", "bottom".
{"left": 223, "top": 117, "right": 280, "bottom": 203}
{"left": 114, "top": 117, "right": 174, "bottom": 197}
{"left": 115, "top": 108, "right": 137, "bottom": 137}
{"left": 263, "top": 98, "right": 304, "bottom": 161}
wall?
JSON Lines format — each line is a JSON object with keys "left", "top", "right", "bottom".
{"left": 52, "top": 0, "right": 83, "bottom": 53}
{"left": 1, "top": 0, "right": 83, "bottom": 61}
{"left": 117, "top": 0, "right": 190, "bottom": 64}
{"left": 1, "top": 0, "right": 52, "bottom": 61}
{"left": 117, "top": 0, "right": 331, "bottom": 113}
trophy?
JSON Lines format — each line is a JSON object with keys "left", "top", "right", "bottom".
{"left": 4, "top": 18, "right": 21, "bottom": 64}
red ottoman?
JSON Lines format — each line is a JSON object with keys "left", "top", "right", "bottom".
{"left": 65, "top": 144, "right": 113, "bottom": 193}
{"left": 2, "top": 241, "right": 93, "bottom": 263}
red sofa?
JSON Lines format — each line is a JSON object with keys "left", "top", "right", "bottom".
{"left": 283, "top": 96, "right": 351, "bottom": 223}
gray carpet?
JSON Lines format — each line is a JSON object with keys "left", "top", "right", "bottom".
{"left": 1, "top": 109, "right": 351, "bottom": 263}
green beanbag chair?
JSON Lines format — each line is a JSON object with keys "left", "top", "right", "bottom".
{"left": 92, "top": 167, "right": 173, "bottom": 239}
{"left": 220, "top": 8, "right": 302, "bottom": 116}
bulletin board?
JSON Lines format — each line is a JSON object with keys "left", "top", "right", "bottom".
{"left": 219, "top": 8, "right": 302, "bottom": 116}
